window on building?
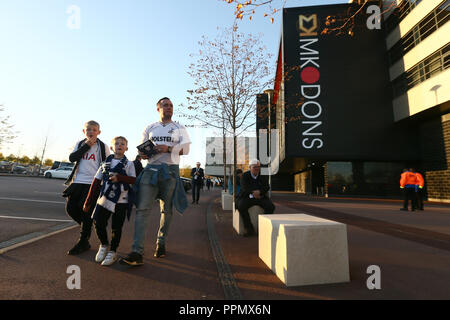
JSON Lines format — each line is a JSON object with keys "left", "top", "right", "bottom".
{"left": 436, "top": 0, "right": 450, "bottom": 27}
{"left": 418, "top": 13, "right": 437, "bottom": 41}
{"left": 392, "top": 43, "right": 449, "bottom": 98}
{"left": 388, "top": 1, "right": 449, "bottom": 66}
{"left": 385, "top": 0, "right": 423, "bottom": 34}
{"left": 424, "top": 52, "right": 442, "bottom": 79}
{"left": 443, "top": 45, "right": 450, "bottom": 69}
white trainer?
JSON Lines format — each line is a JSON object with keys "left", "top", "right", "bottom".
{"left": 101, "top": 251, "right": 118, "bottom": 266}
{"left": 95, "top": 245, "right": 109, "bottom": 263}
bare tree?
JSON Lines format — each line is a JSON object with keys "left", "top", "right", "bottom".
{"left": 221, "top": 0, "right": 395, "bottom": 35}
{"left": 0, "top": 105, "right": 17, "bottom": 148}
{"left": 183, "top": 24, "right": 273, "bottom": 203}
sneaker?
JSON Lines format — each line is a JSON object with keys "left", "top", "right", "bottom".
{"left": 67, "top": 239, "right": 91, "bottom": 255}
{"left": 95, "top": 245, "right": 109, "bottom": 263}
{"left": 119, "top": 252, "right": 144, "bottom": 266}
{"left": 101, "top": 251, "right": 118, "bottom": 266}
{"left": 154, "top": 244, "right": 166, "bottom": 258}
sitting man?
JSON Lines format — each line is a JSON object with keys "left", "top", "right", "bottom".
{"left": 236, "top": 159, "right": 275, "bottom": 236}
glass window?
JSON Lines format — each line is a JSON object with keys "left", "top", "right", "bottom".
{"left": 407, "top": 64, "right": 424, "bottom": 88}
{"left": 388, "top": 0, "right": 446, "bottom": 66}
{"left": 424, "top": 52, "right": 442, "bottom": 79}
{"left": 402, "top": 30, "right": 415, "bottom": 53}
{"left": 436, "top": 0, "right": 450, "bottom": 27}
{"left": 419, "top": 13, "right": 437, "bottom": 41}
{"left": 443, "top": 45, "right": 450, "bottom": 69}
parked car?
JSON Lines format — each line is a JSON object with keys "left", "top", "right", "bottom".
{"left": 12, "top": 166, "right": 28, "bottom": 174}
{"left": 180, "top": 177, "right": 192, "bottom": 192}
{"left": 0, "top": 161, "right": 12, "bottom": 173}
{"left": 44, "top": 167, "right": 73, "bottom": 179}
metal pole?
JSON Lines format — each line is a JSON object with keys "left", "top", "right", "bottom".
{"left": 264, "top": 89, "right": 274, "bottom": 199}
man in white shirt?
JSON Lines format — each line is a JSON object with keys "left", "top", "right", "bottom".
{"left": 121, "top": 97, "right": 191, "bottom": 266}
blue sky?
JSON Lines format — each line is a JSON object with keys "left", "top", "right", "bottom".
{"left": 0, "top": 0, "right": 346, "bottom": 168}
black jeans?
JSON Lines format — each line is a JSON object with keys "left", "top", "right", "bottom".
{"left": 192, "top": 182, "right": 202, "bottom": 202}
{"left": 237, "top": 197, "right": 275, "bottom": 231}
{"left": 402, "top": 188, "right": 417, "bottom": 210}
{"left": 65, "top": 183, "right": 94, "bottom": 241}
{"left": 94, "top": 204, "right": 127, "bottom": 252}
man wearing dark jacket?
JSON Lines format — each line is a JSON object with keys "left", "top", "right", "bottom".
{"left": 191, "top": 162, "right": 204, "bottom": 204}
{"left": 237, "top": 159, "right": 275, "bottom": 236}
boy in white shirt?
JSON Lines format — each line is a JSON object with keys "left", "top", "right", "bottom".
{"left": 83, "top": 136, "right": 136, "bottom": 266}
{"left": 64, "top": 120, "right": 110, "bottom": 255}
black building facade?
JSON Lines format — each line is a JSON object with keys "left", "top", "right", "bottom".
{"left": 257, "top": 1, "right": 427, "bottom": 198}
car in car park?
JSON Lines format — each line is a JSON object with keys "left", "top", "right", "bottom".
{"left": 0, "top": 161, "right": 12, "bottom": 173}
{"left": 180, "top": 177, "right": 192, "bottom": 192}
{"left": 44, "top": 166, "right": 73, "bottom": 179}
{"left": 12, "top": 165, "right": 28, "bottom": 174}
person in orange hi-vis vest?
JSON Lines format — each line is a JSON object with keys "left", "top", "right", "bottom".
{"left": 400, "top": 168, "right": 418, "bottom": 211}
{"left": 414, "top": 170, "right": 425, "bottom": 211}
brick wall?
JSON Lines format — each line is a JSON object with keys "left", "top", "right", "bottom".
{"left": 420, "top": 114, "right": 450, "bottom": 202}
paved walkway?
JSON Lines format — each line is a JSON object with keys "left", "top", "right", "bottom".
{"left": 1, "top": 189, "right": 449, "bottom": 300}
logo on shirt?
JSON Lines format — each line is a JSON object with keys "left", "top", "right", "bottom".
{"left": 151, "top": 136, "right": 174, "bottom": 143}
{"left": 82, "top": 153, "right": 96, "bottom": 161}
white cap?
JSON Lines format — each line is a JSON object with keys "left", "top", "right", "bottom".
{"left": 249, "top": 159, "right": 260, "bottom": 167}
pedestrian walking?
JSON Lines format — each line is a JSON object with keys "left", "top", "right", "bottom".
{"left": 414, "top": 169, "right": 425, "bottom": 211}
{"left": 83, "top": 136, "right": 136, "bottom": 266}
{"left": 63, "top": 120, "right": 109, "bottom": 255}
{"left": 191, "top": 162, "right": 204, "bottom": 204}
{"left": 120, "top": 97, "right": 191, "bottom": 266}
{"left": 400, "top": 168, "right": 418, "bottom": 211}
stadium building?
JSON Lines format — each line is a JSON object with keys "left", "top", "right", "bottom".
{"left": 257, "top": 0, "right": 449, "bottom": 201}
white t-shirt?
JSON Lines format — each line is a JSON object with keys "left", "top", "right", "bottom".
{"left": 141, "top": 121, "right": 191, "bottom": 165}
{"left": 95, "top": 158, "right": 136, "bottom": 204}
{"left": 72, "top": 140, "right": 110, "bottom": 184}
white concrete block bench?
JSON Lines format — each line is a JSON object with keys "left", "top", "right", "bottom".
{"left": 221, "top": 191, "right": 233, "bottom": 210}
{"left": 258, "top": 214, "right": 349, "bottom": 287}
{"left": 233, "top": 205, "right": 264, "bottom": 235}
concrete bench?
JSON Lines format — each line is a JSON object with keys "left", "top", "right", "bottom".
{"left": 233, "top": 205, "right": 264, "bottom": 235}
{"left": 258, "top": 214, "right": 349, "bottom": 287}
{"left": 221, "top": 191, "right": 233, "bottom": 210}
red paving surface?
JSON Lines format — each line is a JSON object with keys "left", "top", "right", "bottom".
{"left": 1, "top": 189, "right": 449, "bottom": 300}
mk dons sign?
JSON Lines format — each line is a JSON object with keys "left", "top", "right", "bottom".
{"left": 281, "top": 4, "right": 416, "bottom": 160}
{"left": 298, "top": 13, "right": 323, "bottom": 150}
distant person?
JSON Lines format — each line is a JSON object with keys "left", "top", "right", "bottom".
{"left": 83, "top": 136, "right": 136, "bottom": 266}
{"left": 400, "top": 168, "right": 418, "bottom": 211}
{"left": 63, "top": 120, "right": 110, "bottom": 255}
{"left": 133, "top": 155, "right": 144, "bottom": 177}
{"left": 120, "top": 97, "right": 190, "bottom": 266}
{"left": 236, "top": 159, "right": 275, "bottom": 236}
{"left": 228, "top": 168, "right": 243, "bottom": 195}
{"left": 191, "top": 162, "right": 204, "bottom": 204}
{"left": 206, "top": 178, "right": 212, "bottom": 190}
{"left": 414, "top": 169, "right": 425, "bottom": 211}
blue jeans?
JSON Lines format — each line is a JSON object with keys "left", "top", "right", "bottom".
{"left": 132, "top": 165, "right": 177, "bottom": 255}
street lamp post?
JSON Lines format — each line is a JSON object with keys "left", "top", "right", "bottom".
{"left": 264, "top": 89, "right": 274, "bottom": 199}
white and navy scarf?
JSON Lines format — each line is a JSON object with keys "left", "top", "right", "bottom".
{"left": 92, "top": 155, "right": 134, "bottom": 220}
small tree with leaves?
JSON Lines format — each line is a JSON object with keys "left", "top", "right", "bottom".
{"left": 184, "top": 24, "right": 273, "bottom": 204}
